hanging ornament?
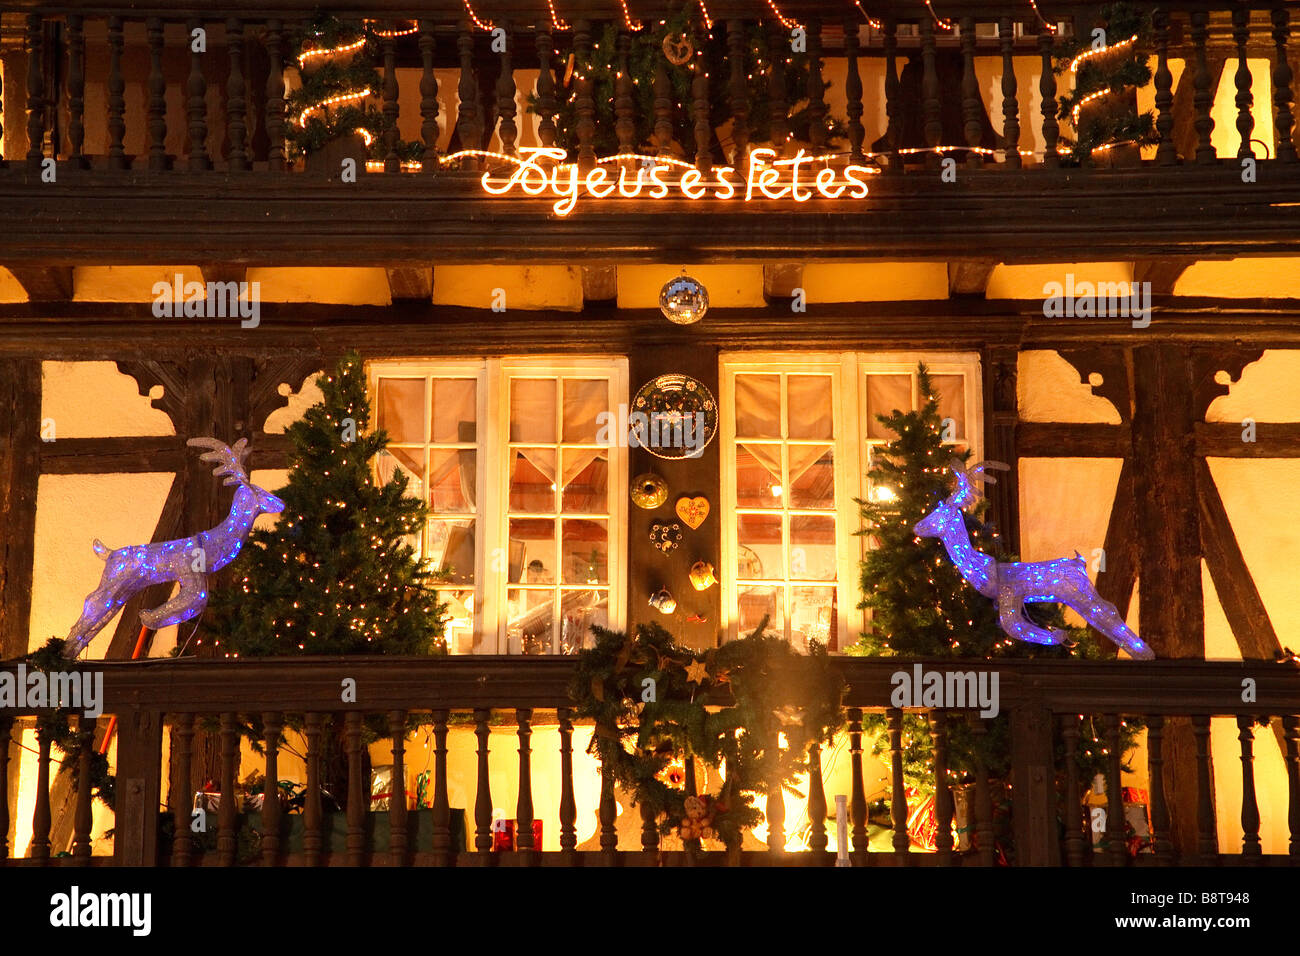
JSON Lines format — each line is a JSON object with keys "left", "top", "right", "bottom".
{"left": 631, "top": 472, "right": 669, "bottom": 509}
{"left": 675, "top": 495, "right": 710, "bottom": 529}
{"left": 632, "top": 374, "right": 719, "bottom": 461}
{"left": 689, "top": 560, "right": 717, "bottom": 591}
{"left": 662, "top": 31, "right": 694, "bottom": 66}
{"left": 659, "top": 273, "right": 709, "bottom": 325}
{"left": 648, "top": 589, "right": 677, "bottom": 614}
{"left": 650, "top": 521, "right": 683, "bottom": 553}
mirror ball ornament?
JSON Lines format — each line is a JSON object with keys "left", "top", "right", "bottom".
{"left": 659, "top": 274, "right": 709, "bottom": 325}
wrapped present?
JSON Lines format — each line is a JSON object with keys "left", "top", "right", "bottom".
{"left": 491, "top": 818, "right": 543, "bottom": 851}
{"left": 1084, "top": 776, "right": 1153, "bottom": 856}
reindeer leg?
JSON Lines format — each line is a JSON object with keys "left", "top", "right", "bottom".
{"left": 998, "top": 599, "right": 1067, "bottom": 647}
{"left": 139, "top": 574, "right": 210, "bottom": 630}
{"left": 1074, "top": 596, "right": 1155, "bottom": 660}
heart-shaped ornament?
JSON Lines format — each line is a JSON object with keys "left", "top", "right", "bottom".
{"left": 676, "top": 496, "right": 709, "bottom": 529}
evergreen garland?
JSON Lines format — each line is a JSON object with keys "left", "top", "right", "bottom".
{"left": 571, "top": 621, "right": 844, "bottom": 849}
{"left": 1054, "top": 2, "right": 1157, "bottom": 162}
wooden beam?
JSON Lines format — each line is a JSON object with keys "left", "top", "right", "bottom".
{"left": 1133, "top": 258, "right": 1198, "bottom": 296}
{"left": 762, "top": 263, "right": 802, "bottom": 300}
{"left": 948, "top": 258, "right": 996, "bottom": 297}
{"left": 384, "top": 266, "right": 432, "bottom": 302}
{"left": 981, "top": 345, "right": 1019, "bottom": 548}
{"left": 1015, "top": 422, "right": 1129, "bottom": 458}
{"left": 198, "top": 263, "right": 248, "bottom": 288}
{"left": 581, "top": 266, "right": 618, "bottom": 304}
{"left": 1195, "top": 422, "right": 1300, "bottom": 457}
{"left": 39, "top": 434, "right": 293, "bottom": 473}
{"left": 1095, "top": 461, "right": 1137, "bottom": 624}
{"left": 1056, "top": 347, "right": 1133, "bottom": 423}
{"left": 0, "top": 359, "right": 40, "bottom": 659}
{"left": 5, "top": 266, "right": 73, "bottom": 302}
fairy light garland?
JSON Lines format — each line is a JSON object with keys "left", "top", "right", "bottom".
{"left": 1069, "top": 33, "right": 1139, "bottom": 72}
{"left": 925, "top": 0, "right": 954, "bottom": 31}
{"left": 461, "top": 0, "right": 495, "bottom": 32}
{"left": 853, "top": 0, "right": 883, "bottom": 30}
{"left": 297, "top": 37, "right": 365, "bottom": 67}
{"left": 1071, "top": 87, "right": 1111, "bottom": 124}
{"left": 1029, "top": 0, "right": 1058, "bottom": 35}
{"left": 366, "top": 20, "right": 418, "bottom": 38}
{"left": 295, "top": 88, "right": 374, "bottom": 142}
{"left": 547, "top": 0, "right": 571, "bottom": 31}
{"left": 764, "top": 0, "right": 801, "bottom": 31}
{"left": 697, "top": 0, "right": 714, "bottom": 31}
{"left": 618, "top": 0, "right": 644, "bottom": 32}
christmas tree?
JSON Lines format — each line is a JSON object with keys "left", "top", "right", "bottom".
{"left": 206, "top": 350, "right": 446, "bottom": 657}
{"left": 854, "top": 364, "right": 1135, "bottom": 794}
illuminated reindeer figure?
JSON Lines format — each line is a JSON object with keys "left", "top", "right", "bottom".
{"left": 913, "top": 462, "right": 1154, "bottom": 660}
{"left": 64, "top": 438, "right": 285, "bottom": 657}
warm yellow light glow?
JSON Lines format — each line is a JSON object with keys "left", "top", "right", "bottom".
{"left": 1069, "top": 34, "right": 1139, "bottom": 73}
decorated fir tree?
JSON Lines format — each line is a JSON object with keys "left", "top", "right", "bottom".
{"left": 206, "top": 351, "right": 445, "bottom": 657}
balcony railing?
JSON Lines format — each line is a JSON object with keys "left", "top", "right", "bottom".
{"left": 2, "top": 655, "right": 1298, "bottom": 866}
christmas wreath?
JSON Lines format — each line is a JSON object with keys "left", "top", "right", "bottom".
{"left": 570, "top": 621, "right": 844, "bottom": 850}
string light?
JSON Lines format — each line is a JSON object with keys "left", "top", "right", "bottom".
{"left": 764, "top": 0, "right": 801, "bottom": 30}
{"left": 547, "top": 0, "right": 571, "bottom": 31}
{"left": 295, "top": 88, "right": 374, "bottom": 142}
{"left": 925, "top": 0, "right": 955, "bottom": 31}
{"left": 366, "top": 20, "right": 418, "bottom": 38}
{"left": 1069, "top": 33, "right": 1138, "bottom": 72}
{"left": 697, "top": 0, "right": 713, "bottom": 30}
{"left": 617, "top": 0, "right": 644, "bottom": 32}
{"left": 461, "top": 0, "right": 495, "bottom": 32}
{"left": 297, "top": 37, "right": 365, "bottom": 67}
{"left": 1071, "top": 88, "right": 1112, "bottom": 124}
{"left": 853, "top": 1, "right": 883, "bottom": 30}
{"left": 1029, "top": 0, "right": 1058, "bottom": 35}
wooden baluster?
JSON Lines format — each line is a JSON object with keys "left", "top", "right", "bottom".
{"left": 515, "top": 707, "right": 536, "bottom": 863}
{"left": 999, "top": 17, "right": 1020, "bottom": 168}
{"left": 574, "top": 20, "right": 596, "bottom": 171}
{"left": 1104, "top": 714, "right": 1126, "bottom": 866}
{"left": 535, "top": 28, "right": 557, "bottom": 150}
{"left": 106, "top": 17, "right": 127, "bottom": 169}
{"left": 1061, "top": 715, "right": 1085, "bottom": 866}
{"left": 1283, "top": 715, "right": 1300, "bottom": 856}
{"left": 456, "top": 23, "right": 483, "bottom": 161}
{"left": 430, "top": 709, "right": 452, "bottom": 866}
{"left": 767, "top": 729, "right": 785, "bottom": 857}
{"left": 345, "top": 711, "right": 365, "bottom": 866}
{"left": 67, "top": 14, "right": 86, "bottom": 168}
{"left": 727, "top": 20, "right": 750, "bottom": 165}
{"left": 930, "top": 711, "right": 954, "bottom": 865}
{"left": 882, "top": 18, "right": 901, "bottom": 173}
{"left": 186, "top": 19, "right": 210, "bottom": 170}
{"left": 616, "top": 26, "right": 635, "bottom": 159}
{"left": 419, "top": 21, "right": 441, "bottom": 171}
{"left": 147, "top": 18, "right": 167, "bottom": 172}
{"left": 495, "top": 22, "right": 517, "bottom": 157}
{"left": 71, "top": 716, "right": 94, "bottom": 863}
{"left": 1233, "top": 5, "right": 1255, "bottom": 160}
{"left": 31, "top": 719, "right": 52, "bottom": 863}
{"left": 640, "top": 798, "right": 659, "bottom": 864}
{"left": 848, "top": 708, "right": 867, "bottom": 863}
{"left": 1191, "top": 10, "right": 1216, "bottom": 164}
{"left": 806, "top": 19, "right": 827, "bottom": 151}
{"left": 654, "top": 54, "right": 674, "bottom": 156}
{"left": 599, "top": 728, "right": 619, "bottom": 864}
{"left": 25, "top": 15, "right": 45, "bottom": 172}
{"left": 261, "top": 712, "right": 282, "bottom": 865}
{"left": 1038, "top": 27, "right": 1059, "bottom": 167}
{"left": 170, "top": 713, "right": 195, "bottom": 866}
{"left": 692, "top": 33, "right": 712, "bottom": 173}
{"left": 264, "top": 20, "right": 286, "bottom": 170}
{"left": 473, "top": 708, "right": 494, "bottom": 861}
{"left": 1152, "top": 10, "right": 1176, "bottom": 165}
{"left": 558, "top": 707, "right": 577, "bottom": 865}
{"left": 1237, "top": 715, "right": 1262, "bottom": 859}
{"left": 226, "top": 18, "right": 247, "bottom": 171}
{"left": 921, "top": 17, "right": 942, "bottom": 169}
{"left": 807, "top": 742, "right": 829, "bottom": 859}
{"left": 1147, "top": 714, "right": 1174, "bottom": 864}
{"left": 843, "top": 15, "right": 865, "bottom": 164}
{"left": 218, "top": 712, "right": 238, "bottom": 865}
{"left": 303, "top": 713, "right": 323, "bottom": 866}
{"left": 1273, "top": 8, "right": 1297, "bottom": 163}
{"left": 387, "top": 710, "right": 408, "bottom": 865}
{"left": 1191, "top": 714, "right": 1218, "bottom": 861}
{"left": 970, "top": 716, "right": 994, "bottom": 865}
{"left": 960, "top": 17, "right": 982, "bottom": 168}
{"left": 382, "top": 29, "right": 400, "bottom": 172}
{"left": 0, "top": 17, "right": 4, "bottom": 162}
{"left": 887, "top": 708, "right": 909, "bottom": 860}
{"left": 765, "top": 21, "right": 789, "bottom": 156}
{"left": 0, "top": 717, "right": 12, "bottom": 860}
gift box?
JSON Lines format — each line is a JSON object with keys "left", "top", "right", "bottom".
{"left": 1085, "top": 775, "right": 1153, "bottom": 856}
{"left": 491, "top": 818, "right": 543, "bottom": 851}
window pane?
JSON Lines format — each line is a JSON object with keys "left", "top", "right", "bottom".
{"left": 510, "top": 378, "right": 557, "bottom": 443}
{"left": 377, "top": 378, "right": 425, "bottom": 442}
{"left": 431, "top": 378, "right": 477, "bottom": 444}
{"left": 508, "top": 589, "right": 553, "bottom": 655}
{"left": 788, "top": 446, "right": 834, "bottom": 510}
{"left": 429, "top": 449, "right": 475, "bottom": 512}
{"left": 562, "top": 378, "right": 607, "bottom": 443}
{"left": 790, "top": 515, "right": 836, "bottom": 580}
{"left": 866, "top": 374, "right": 911, "bottom": 438}
{"left": 737, "top": 443, "right": 782, "bottom": 507}
{"left": 509, "top": 518, "right": 555, "bottom": 584}
{"left": 378, "top": 447, "right": 424, "bottom": 500}
{"left": 930, "top": 374, "right": 966, "bottom": 440}
{"left": 734, "top": 374, "right": 781, "bottom": 438}
{"left": 426, "top": 519, "right": 475, "bottom": 584}
{"left": 787, "top": 376, "right": 834, "bottom": 440}
{"left": 738, "top": 585, "right": 783, "bottom": 635}
{"left": 509, "top": 449, "right": 556, "bottom": 512}
{"left": 562, "top": 450, "right": 607, "bottom": 514}
{"left": 437, "top": 587, "right": 476, "bottom": 654}
{"left": 790, "top": 586, "right": 836, "bottom": 652}
{"left": 559, "top": 590, "right": 607, "bottom": 654}
{"left": 737, "top": 514, "right": 782, "bottom": 579}
{"left": 562, "top": 519, "right": 608, "bottom": 584}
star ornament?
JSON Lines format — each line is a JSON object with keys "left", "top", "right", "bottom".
{"left": 685, "top": 659, "right": 709, "bottom": 684}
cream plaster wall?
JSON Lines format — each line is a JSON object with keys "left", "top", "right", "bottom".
{"left": 42, "top": 361, "right": 175, "bottom": 437}
{"left": 986, "top": 261, "right": 1134, "bottom": 300}
{"left": 433, "top": 265, "right": 583, "bottom": 311}
{"left": 801, "top": 262, "right": 948, "bottom": 302}
{"left": 1175, "top": 258, "right": 1300, "bottom": 299}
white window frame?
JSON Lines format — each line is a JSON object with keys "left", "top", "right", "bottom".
{"left": 368, "top": 356, "right": 629, "bottom": 654}
{"left": 719, "top": 351, "right": 983, "bottom": 649}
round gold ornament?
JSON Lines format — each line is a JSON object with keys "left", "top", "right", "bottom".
{"left": 631, "top": 472, "right": 669, "bottom": 509}
{"left": 662, "top": 32, "right": 694, "bottom": 66}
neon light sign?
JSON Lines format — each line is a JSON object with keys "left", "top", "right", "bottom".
{"left": 476, "top": 147, "right": 875, "bottom": 216}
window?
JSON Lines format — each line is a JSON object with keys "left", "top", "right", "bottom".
{"left": 721, "top": 353, "right": 982, "bottom": 650}
{"left": 371, "top": 358, "right": 628, "bottom": 654}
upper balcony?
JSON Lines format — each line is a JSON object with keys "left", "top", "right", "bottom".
{"left": 0, "top": 0, "right": 1298, "bottom": 266}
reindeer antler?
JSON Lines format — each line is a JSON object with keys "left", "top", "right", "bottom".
{"left": 947, "top": 459, "right": 1012, "bottom": 508}
{"left": 187, "top": 437, "right": 251, "bottom": 487}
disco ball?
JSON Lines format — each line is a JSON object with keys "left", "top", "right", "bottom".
{"left": 659, "top": 274, "right": 709, "bottom": 325}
